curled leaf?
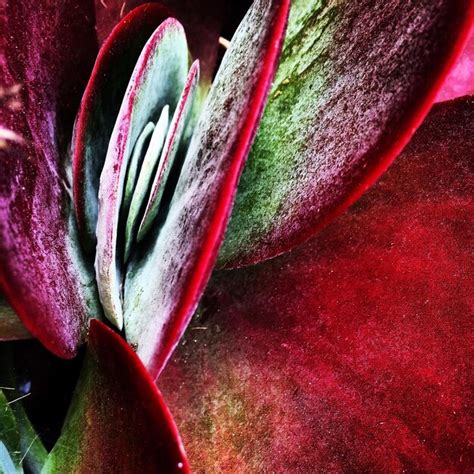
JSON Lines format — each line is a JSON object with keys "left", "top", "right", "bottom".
{"left": 43, "top": 320, "right": 189, "bottom": 473}
{"left": 95, "top": 18, "right": 189, "bottom": 328}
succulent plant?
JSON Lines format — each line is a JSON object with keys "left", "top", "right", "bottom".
{"left": 1, "top": 1, "right": 473, "bottom": 471}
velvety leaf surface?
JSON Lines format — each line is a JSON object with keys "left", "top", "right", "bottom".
{"left": 43, "top": 320, "right": 189, "bottom": 473}
{"left": 0, "top": 294, "right": 31, "bottom": 341}
{"left": 437, "top": 26, "right": 474, "bottom": 101}
{"left": 160, "top": 97, "right": 474, "bottom": 471}
{"left": 220, "top": 0, "right": 474, "bottom": 268}
{"left": 0, "top": 0, "right": 102, "bottom": 358}
{"left": 73, "top": 4, "right": 171, "bottom": 250}
{"left": 138, "top": 60, "right": 200, "bottom": 242}
{"left": 124, "top": 0, "right": 290, "bottom": 377}
{"left": 95, "top": 18, "right": 189, "bottom": 328}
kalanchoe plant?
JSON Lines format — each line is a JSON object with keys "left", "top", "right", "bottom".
{"left": 0, "top": 0, "right": 473, "bottom": 472}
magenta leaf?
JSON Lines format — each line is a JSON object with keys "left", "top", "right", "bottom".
{"left": 219, "top": 0, "right": 474, "bottom": 268}
{"left": 123, "top": 0, "right": 290, "bottom": 378}
{"left": 0, "top": 0, "right": 102, "bottom": 358}
{"left": 437, "top": 26, "right": 474, "bottom": 101}
{"left": 161, "top": 96, "right": 474, "bottom": 471}
{"left": 43, "top": 320, "right": 189, "bottom": 473}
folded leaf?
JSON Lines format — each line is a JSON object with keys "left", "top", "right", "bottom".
{"left": 161, "top": 97, "right": 474, "bottom": 471}
{"left": 43, "top": 320, "right": 189, "bottom": 473}
{"left": 94, "top": 0, "right": 226, "bottom": 82}
{"left": 138, "top": 61, "right": 200, "bottom": 243}
{"left": 220, "top": 0, "right": 474, "bottom": 267}
{"left": 95, "top": 17, "right": 189, "bottom": 328}
{"left": 73, "top": 4, "right": 172, "bottom": 250}
{"left": 124, "top": 0, "right": 290, "bottom": 377}
{"left": 0, "top": 0, "right": 102, "bottom": 358}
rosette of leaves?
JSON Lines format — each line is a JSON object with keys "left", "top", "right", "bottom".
{"left": 0, "top": 0, "right": 473, "bottom": 471}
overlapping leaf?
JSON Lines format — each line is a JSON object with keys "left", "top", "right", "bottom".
{"left": 161, "top": 96, "right": 474, "bottom": 471}
{"left": 123, "top": 0, "right": 290, "bottom": 377}
{"left": 43, "top": 320, "right": 189, "bottom": 473}
{"left": 220, "top": 0, "right": 474, "bottom": 267}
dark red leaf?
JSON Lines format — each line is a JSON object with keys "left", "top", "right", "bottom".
{"left": 44, "top": 320, "right": 189, "bottom": 473}
{"left": 161, "top": 97, "right": 474, "bottom": 471}
{"left": 0, "top": 0, "right": 101, "bottom": 358}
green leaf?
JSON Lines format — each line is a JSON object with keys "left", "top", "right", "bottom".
{"left": 0, "top": 442, "right": 19, "bottom": 474}
{"left": 122, "top": 0, "right": 290, "bottom": 378}
{"left": 124, "top": 106, "right": 170, "bottom": 262}
{"left": 0, "top": 347, "right": 47, "bottom": 474}
{"left": 122, "top": 122, "right": 155, "bottom": 218}
{"left": 220, "top": 0, "right": 474, "bottom": 267}
{"left": 137, "top": 60, "right": 200, "bottom": 243}
{"left": 0, "top": 391, "right": 22, "bottom": 474}
{"left": 95, "top": 18, "right": 190, "bottom": 329}
{"left": 43, "top": 320, "right": 188, "bottom": 473}
{"left": 10, "top": 403, "right": 47, "bottom": 474}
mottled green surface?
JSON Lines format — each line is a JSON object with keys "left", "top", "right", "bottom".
{"left": 220, "top": 0, "right": 471, "bottom": 267}
{"left": 220, "top": 0, "right": 338, "bottom": 265}
{"left": 95, "top": 19, "right": 189, "bottom": 329}
{"left": 43, "top": 321, "right": 188, "bottom": 473}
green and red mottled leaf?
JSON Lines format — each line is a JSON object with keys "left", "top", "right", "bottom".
{"left": 0, "top": 294, "right": 31, "bottom": 341}
{"left": 43, "top": 320, "right": 189, "bottom": 473}
{"left": 73, "top": 4, "right": 172, "bottom": 250}
{"left": 220, "top": 0, "right": 474, "bottom": 268}
{"left": 123, "top": 0, "right": 290, "bottom": 377}
{"left": 95, "top": 18, "right": 189, "bottom": 328}
{"left": 161, "top": 97, "right": 474, "bottom": 471}
{"left": 0, "top": 0, "right": 102, "bottom": 358}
